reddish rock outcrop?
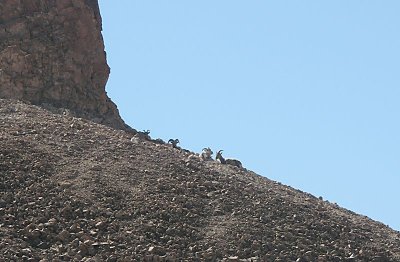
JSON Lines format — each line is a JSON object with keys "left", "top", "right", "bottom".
{"left": 0, "top": 0, "right": 131, "bottom": 131}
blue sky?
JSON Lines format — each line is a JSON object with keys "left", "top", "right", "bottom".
{"left": 98, "top": 1, "right": 400, "bottom": 231}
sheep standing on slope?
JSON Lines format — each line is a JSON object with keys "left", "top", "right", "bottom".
{"left": 200, "top": 147, "right": 213, "bottom": 161}
{"left": 216, "top": 150, "right": 242, "bottom": 168}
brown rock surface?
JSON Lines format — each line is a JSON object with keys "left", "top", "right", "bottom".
{"left": 0, "top": 0, "right": 131, "bottom": 131}
{"left": 1, "top": 99, "right": 400, "bottom": 261}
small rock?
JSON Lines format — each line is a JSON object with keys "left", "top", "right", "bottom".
{"left": 95, "top": 221, "right": 106, "bottom": 230}
{"left": 58, "top": 229, "right": 70, "bottom": 242}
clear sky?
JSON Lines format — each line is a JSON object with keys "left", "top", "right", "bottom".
{"left": 98, "top": 1, "right": 400, "bottom": 231}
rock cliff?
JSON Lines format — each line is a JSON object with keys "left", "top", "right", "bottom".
{"left": 0, "top": 0, "right": 131, "bottom": 131}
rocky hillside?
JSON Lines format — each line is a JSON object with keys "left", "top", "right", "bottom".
{"left": 1, "top": 1, "right": 400, "bottom": 261}
{"left": 1, "top": 98, "right": 400, "bottom": 261}
{"left": 0, "top": 0, "right": 130, "bottom": 131}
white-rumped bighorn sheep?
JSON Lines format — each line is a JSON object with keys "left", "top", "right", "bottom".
{"left": 216, "top": 150, "right": 242, "bottom": 168}
{"left": 168, "top": 138, "right": 180, "bottom": 149}
{"left": 200, "top": 147, "right": 213, "bottom": 161}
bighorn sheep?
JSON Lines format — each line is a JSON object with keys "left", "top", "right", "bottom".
{"left": 136, "top": 130, "right": 151, "bottom": 140}
{"left": 168, "top": 138, "right": 180, "bottom": 149}
{"left": 200, "top": 147, "right": 213, "bottom": 161}
{"left": 216, "top": 150, "right": 242, "bottom": 168}
{"left": 130, "top": 129, "right": 151, "bottom": 143}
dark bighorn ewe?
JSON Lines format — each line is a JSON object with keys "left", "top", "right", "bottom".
{"left": 216, "top": 150, "right": 242, "bottom": 168}
{"left": 153, "top": 138, "right": 165, "bottom": 145}
{"left": 168, "top": 139, "right": 180, "bottom": 149}
{"left": 200, "top": 147, "right": 213, "bottom": 161}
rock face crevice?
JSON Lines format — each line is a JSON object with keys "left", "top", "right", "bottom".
{"left": 0, "top": 0, "right": 131, "bottom": 131}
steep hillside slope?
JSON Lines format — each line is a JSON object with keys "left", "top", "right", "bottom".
{"left": 1, "top": 99, "right": 400, "bottom": 261}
